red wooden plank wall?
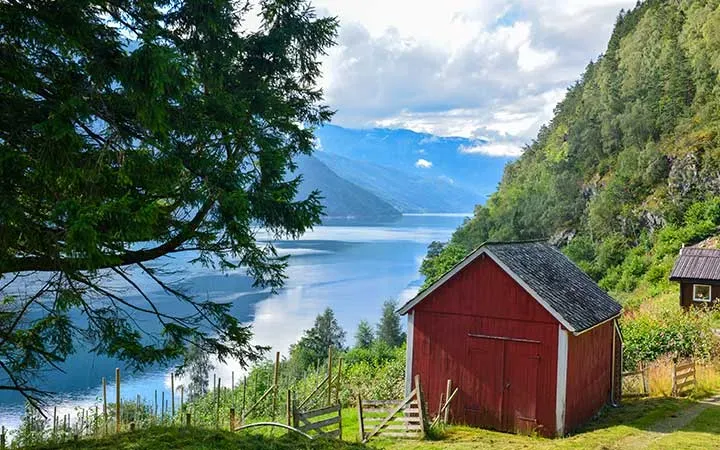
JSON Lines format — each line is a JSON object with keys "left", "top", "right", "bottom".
{"left": 564, "top": 320, "right": 613, "bottom": 432}
{"left": 410, "top": 256, "right": 559, "bottom": 436}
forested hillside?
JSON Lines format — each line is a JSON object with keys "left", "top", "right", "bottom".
{"left": 422, "top": 0, "right": 720, "bottom": 299}
{"left": 294, "top": 155, "right": 401, "bottom": 220}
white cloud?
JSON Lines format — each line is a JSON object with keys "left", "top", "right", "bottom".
{"left": 459, "top": 143, "right": 524, "bottom": 157}
{"left": 415, "top": 158, "right": 433, "bottom": 168}
{"left": 313, "top": 0, "right": 636, "bottom": 144}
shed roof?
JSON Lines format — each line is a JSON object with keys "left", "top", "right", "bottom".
{"left": 398, "top": 241, "right": 622, "bottom": 334}
{"left": 669, "top": 247, "right": 720, "bottom": 282}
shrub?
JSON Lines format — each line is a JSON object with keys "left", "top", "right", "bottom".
{"left": 621, "top": 304, "right": 719, "bottom": 370}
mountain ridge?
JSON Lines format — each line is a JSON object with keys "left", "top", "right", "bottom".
{"left": 420, "top": 0, "right": 720, "bottom": 296}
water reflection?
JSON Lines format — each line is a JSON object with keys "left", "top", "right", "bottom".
{"left": 0, "top": 214, "right": 466, "bottom": 429}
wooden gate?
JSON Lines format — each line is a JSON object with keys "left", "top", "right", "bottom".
{"left": 358, "top": 375, "right": 427, "bottom": 442}
{"left": 672, "top": 359, "right": 696, "bottom": 396}
{"left": 293, "top": 403, "right": 342, "bottom": 439}
{"left": 622, "top": 363, "right": 649, "bottom": 398}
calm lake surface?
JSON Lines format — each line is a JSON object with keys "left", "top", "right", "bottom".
{"left": 0, "top": 214, "right": 467, "bottom": 429}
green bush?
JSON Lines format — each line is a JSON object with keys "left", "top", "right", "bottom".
{"left": 621, "top": 304, "right": 719, "bottom": 370}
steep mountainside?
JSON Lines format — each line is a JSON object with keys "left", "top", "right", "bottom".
{"left": 294, "top": 155, "right": 401, "bottom": 220}
{"left": 314, "top": 125, "right": 510, "bottom": 197}
{"left": 421, "top": 0, "right": 720, "bottom": 296}
{"left": 314, "top": 151, "right": 479, "bottom": 213}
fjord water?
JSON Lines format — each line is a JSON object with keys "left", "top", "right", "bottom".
{"left": 0, "top": 213, "right": 466, "bottom": 429}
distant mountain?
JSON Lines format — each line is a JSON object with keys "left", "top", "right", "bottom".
{"left": 314, "top": 125, "right": 512, "bottom": 197}
{"left": 314, "top": 151, "right": 478, "bottom": 213}
{"left": 294, "top": 155, "right": 401, "bottom": 221}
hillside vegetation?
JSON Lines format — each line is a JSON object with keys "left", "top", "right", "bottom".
{"left": 294, "top": 155, "right": 402, "bottom": 220}
{"left": 422, "top": 0, "right": 720, "bottom": 299}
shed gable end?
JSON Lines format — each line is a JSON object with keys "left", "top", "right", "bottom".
{"left": 414, "top": 255, "right": 558, "bottom": 325}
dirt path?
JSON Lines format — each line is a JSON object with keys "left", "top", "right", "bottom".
{"left": 611, "top": 394, "right": 720, "bottom": 449}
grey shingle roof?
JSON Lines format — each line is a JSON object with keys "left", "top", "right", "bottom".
{"left": 399, "top": 241, "right": 622, "bottom": 333}
{"left": 669, "top": 247, "right": 720, "bottom": 282}
{"left": 484, "top": 242, "right": 622, "bottom": 332}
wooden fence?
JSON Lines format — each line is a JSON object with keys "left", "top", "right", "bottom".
{"left": 0, "top": 348, "right": 331, "bottom": 446}
{"left": 672, "top": 359, "right": 696, "bottom": 396}
{"left": 622, "top": 362, "right": 649, "bottom": 398}
{"left": 357, "top": 375, "right": 427, "bottom": 443}
{"left": 293, "top": 403, "right": 342, "bottom": 439}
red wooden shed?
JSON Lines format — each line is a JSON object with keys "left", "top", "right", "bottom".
{"left": 398, "top": 241, "right": 622, "bottom": 437}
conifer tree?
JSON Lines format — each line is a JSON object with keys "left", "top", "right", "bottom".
{"left": 355, "top": 320, "right": 374, "bottom": 349}
{"left": 291, "top": 308, "right": 345, "bottom": 368}
{"left": 376, "top": 300, "right": 405, "bottom": 348}
{"left": 0, "top": 0, "right": 337, "bottom": 407}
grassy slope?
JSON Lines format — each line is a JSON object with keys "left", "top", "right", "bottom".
{"left": 30, "top": 397, "right": 720, "bottom": 449}
{"left": 31, "top": 427, "right": 365, "bottom": 450}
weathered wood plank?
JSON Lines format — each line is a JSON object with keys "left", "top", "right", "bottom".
{"left": 675, "top": 368, "right": 695, "bottom": 376}
{"left": 677, "top": 379, "right": 696, "bottom": 390}
{"left": 377, "top": 432, "right": 421, "bottom": 438}
{"left": 676, "top": 361, "right": 695, "bottom": 371}
{"left": 298, "top": 404, "right": 340, "bottom": 420}
{"left": 622, "top": 370, "right": 644, "bottom": 377}
{"left": 299, "top": 416, "right": 340, "bottom": 433}
{"left": 321, "top": 429, "right": 341, "bottom": 438}
{"left": 382, "top": 424, "right": 420, "bottom": 431}
{"left": 365, "top": 416, "right": 420, "bottom": 423}
{"left": 362, "top": 400, "right": 400, "bottom": 406}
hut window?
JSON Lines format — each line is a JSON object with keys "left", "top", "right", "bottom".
{"left": 693, "top": 284, "right": 711, "bottom": 302}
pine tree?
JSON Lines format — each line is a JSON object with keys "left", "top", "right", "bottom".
{"left": 292, "top": 308, "right": 346, "bottom": 369}
{"left": 376, "top": 300, "right": 406, "bottom": 347}
{"left": 355, "top": 320, "right": 374, "bottom": 349}
{"left": 0, "top": 0, "right": 337, "bottom": 406}
{"left": 178, "top": 340, "right": 215, "bottom": 401}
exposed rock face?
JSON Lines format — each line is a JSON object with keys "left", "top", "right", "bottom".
{"left": 668, "top": 152, "right": 720, "bottom": 204}
{"left": 549, "top": 229, "right": 576, "bottom": 247}
{"left": 640, "top": 210, "right": 666, "bottom": 234}
{"left": 668, "top": 153, "right": 701, "bottom": 202}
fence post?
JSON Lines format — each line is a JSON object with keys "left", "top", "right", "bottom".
{"left": 641, "top": 362, "right": 649, "bottom": 396}
{"left": 414, "top": 374, "right": 427, "bottom": 436}
{"left": 180, "top": 385, "right": 184, "bottom": 413}
{"left": 286, "top": 390, "right": 292, "bottom": 426}
{"left": 241, "top": 376, "right": 247, "bottom": 422}
{"left": 115, "top": 368, "right": 121, "bottom": 433}
{"left": 1, "top": 425, "right": 5, "bottom": 450}
{"left": 338, "top": 403, "right": 343, "bottom": 440}
{"left": 327, "top": 347, "right": 333, "bottom": 406}
{"left": 357, "top": 394, "right": 364, "bottom": 442}
{"left": 161, "top": 391, "right": 165, "bottom": 423}
{"left": 102, "top": 376, "right": 108, "bottom": 435}
{"left": 185, "top": 412, "right": 191, "bottom": 427}
{"left": 444, "top": 379, "right": 452, "bottom": 424}
{"left": 335, "top": 358, "right": 343, "bottom": 404}
{"left": 230, "top": 407, "right": 236, "bottom": 431}
{"left": 216, "top": 377, "right": 221, "bottom": 429}
{"left": 171, "top": 372, "right": 175, "bottom": 421}
{"left": 272, "top": 351, "right": 280, "bottom": 421}
{"left": 130, "top": 422, "right": 135, "bottom": 432}
{"left": 672, "top": 360, "right": 677, "bottom": 396}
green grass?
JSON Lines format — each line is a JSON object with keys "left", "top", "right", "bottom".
{"left": 24, "top": 397, "right": 720, "bottom": 449}
{"left": 649, "top": 405, "right": 720, "bottom": 449}
{"left": 29, "top": 427, "right": 366, "bottom": 450}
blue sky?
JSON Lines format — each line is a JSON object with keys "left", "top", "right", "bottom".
{"left": 312, "top": 0, "right": 637, "bottom": 157}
